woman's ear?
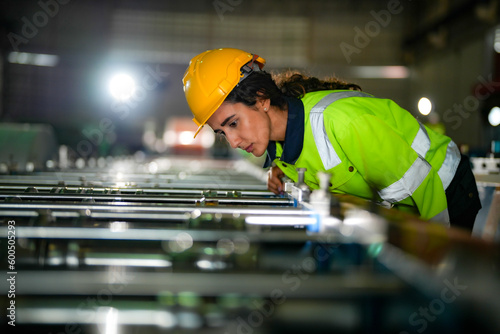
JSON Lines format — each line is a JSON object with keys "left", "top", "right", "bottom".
{"left": 256, "top": 95, "right": 271, "bottom": 112}
{"left": 262, "top": 98, "right": 270, "bottom": 112}
{"left": 255, "top": 90, "right": 270, "bottom": 111}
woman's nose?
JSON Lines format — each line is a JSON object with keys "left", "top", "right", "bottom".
{"left": 226, "top": 132, "right": 241, "bottom": 149}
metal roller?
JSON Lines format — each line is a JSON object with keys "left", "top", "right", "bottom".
{"left": 0, "top": 156, "right": 499, "bottom": 334}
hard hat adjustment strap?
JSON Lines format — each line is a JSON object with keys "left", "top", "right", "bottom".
{"left": 238, "top": 54, "right": 261, "bottom": 85}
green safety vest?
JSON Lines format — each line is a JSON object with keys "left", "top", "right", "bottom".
{"left": 273, "top": 90, "right": 461, "bottom": 222}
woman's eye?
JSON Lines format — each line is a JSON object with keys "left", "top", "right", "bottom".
{"left": 229, "top": 120, "right": 237, "bottom": 127}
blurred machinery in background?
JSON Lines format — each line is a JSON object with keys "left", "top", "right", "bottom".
{"left": 162, "top": 117, "right": 216, "bottom": 156}
{"left": 471, "top": 149, "right": 500, "bottom": 241}
{"left": 0, "top": 123, "right": 58, "bottom": 173}
{"left": 0, "top": 154, "right": 499, "bottom": 334}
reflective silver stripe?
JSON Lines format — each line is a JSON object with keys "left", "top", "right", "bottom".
{"left": 310, "top": 112, "right": 341, "bottom": 169}
{"left": 310, "top": 91, "right": 372, "bottom": 169}
{"left": 411, "top": 123, "right": 430, "bottom": 158}
{"left": 438, "top": 140, "right": 460, "bottom": 190}
{"left": 378, "top": 157, "right": 431, "bottom": 203}
{"left": 310, "top": 91, "right": 373, "bottom": 113}
{"left": 410, "top": 123, "right": 460, "bottom": 190}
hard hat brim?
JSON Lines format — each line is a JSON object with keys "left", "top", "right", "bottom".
{"left": 193, "top": 122, "right": 204, "bottom": 138}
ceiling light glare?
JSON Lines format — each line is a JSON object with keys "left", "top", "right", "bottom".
{"left": 109, "top": 73, "right": 136, "bottom": 101}
{"left": 418, "top": 97, "right": 432, "bottom": 115}
{"left": 488, "top": 106, "right": 500, "bottom": 126}
{"left": 8, "top": 52, "right": 59, "bottom": 67}
{"left": 494, "top": 27, "right": 500, "bottom": 53}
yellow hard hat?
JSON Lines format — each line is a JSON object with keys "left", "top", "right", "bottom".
{"left": 182, "top": 48, "right": 266, "bottom": 138}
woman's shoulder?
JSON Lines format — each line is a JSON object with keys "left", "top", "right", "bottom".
{"left": 301, "top": 90, "right": 334, "bottom": 101}
{"left": 301, "top": 90, "right": 378, "bottom": 114}
{"left": 301, "top": 90, "right": 375, "bottom": 102}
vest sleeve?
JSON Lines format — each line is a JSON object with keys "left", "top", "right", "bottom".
{"left": 334, "top": 113, "right": 449, "bottom": 221}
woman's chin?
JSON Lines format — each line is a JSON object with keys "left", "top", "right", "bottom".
{"left": 251, "top": 149, "right": 265, "bottom": 158}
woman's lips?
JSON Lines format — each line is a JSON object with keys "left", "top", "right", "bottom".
{"left": 245, "top": 144, "right": 253, "bottom": 153}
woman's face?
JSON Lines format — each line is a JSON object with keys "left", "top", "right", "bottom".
{"left": 207, "top": 102, "right": 271, "bottom": 157}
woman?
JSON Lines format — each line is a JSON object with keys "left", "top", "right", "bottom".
{"left": 182, "top": 48, "right": 481, "bottom": 230}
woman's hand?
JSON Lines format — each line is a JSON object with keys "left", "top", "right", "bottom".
{"left": 267, "top": 166, "right": 284, "bottom": 194}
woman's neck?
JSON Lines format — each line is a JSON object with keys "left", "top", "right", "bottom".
{"left": 268, "top": 106, "right": 288, "bottom": 142}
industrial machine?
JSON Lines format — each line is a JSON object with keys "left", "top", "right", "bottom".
{"left": 0, "top": 155, "right": 499, "bottom": 334}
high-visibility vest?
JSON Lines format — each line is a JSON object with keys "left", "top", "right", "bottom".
{"left": 272, "top": 90, "right": 461, "bottom": 223}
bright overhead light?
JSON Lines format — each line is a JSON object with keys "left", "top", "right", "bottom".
{"left": 488, "top": 106, "right": 500, "bottom": 126}
{"left": 350, "top": 66, "right": 409, "bottom": 79}
{"left": 200, "top": 129, "right": 215, "bottom": 148}
{"left": 109, "top": 73, "right": 136, "bottom": 101}
{"left": 178, "top": 131, "right": 195, "bottom": 145}
{"left": 494, "top": 27, "right": 500, "bottom": 53}
{"left": 8, "top": 52, "right": 59, "bottom": 67}
{"left": 418, "top": 97, "right": 432, "bottom": 115}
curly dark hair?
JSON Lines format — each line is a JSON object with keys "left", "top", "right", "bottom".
{"left": 275, "top": 71, "right": 362, "bottom": 99}
{"left": 225, "top": 70, "right": 361, "bottom": 111}
{"left": 224, "top": 71, "right": 288, "bottom": 110}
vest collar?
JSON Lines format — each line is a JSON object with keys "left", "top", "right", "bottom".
{"left": 263, "top": 96, "right": 305, "bottom": 168}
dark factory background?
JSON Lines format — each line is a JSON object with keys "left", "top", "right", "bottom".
{"left": 0, "top": 1, "right": 500, "bottom": 334}
{"left": 1, "top": 0, "right": 499, "bottom": 158}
